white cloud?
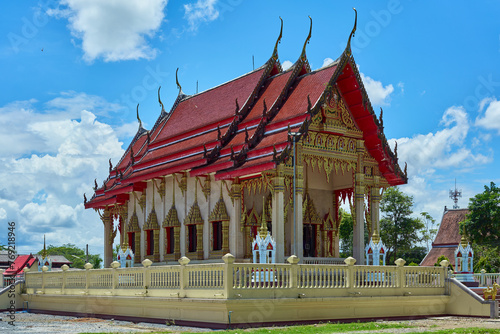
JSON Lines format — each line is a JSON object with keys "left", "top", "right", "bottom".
{"left": 394, "top": 106, "right": 490, "bottom": 175}
{"left": 0, "top": 95, "right": 125, "bottom": 258}
{"left": 475, "top": 97, "right": 500, "bottom": 134}
{"left": 48, "top": 0, "right": 167, "bottom": 62}
{"left": 322, "top": 58, "right": 334, "bottom": 68}
{"left": 360, "top": 73, "right": 394, "bottom": 106}
{"left": 282, "top": 60, "right": 293, "bottom": 71}
{"left": 184, "top": 0, "right": 219, "bottom": 32}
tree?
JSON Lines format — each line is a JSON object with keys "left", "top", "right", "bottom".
{"left": 421, "top": 212, "right": 438, "bottom": 252}
{"left": 461, "top": 182, "right": 500, "bottom": 272}
{"left": 461, "top": 182, "right": 500, "bottom": 248}
{"left": 338, "top": 208, "right": 369, "bottom": 258}
{"left": 380, "top": 187, "right": 424, "bottom": 263}
{"left": 38, "top": 243, "right": 103, "bottom": 269}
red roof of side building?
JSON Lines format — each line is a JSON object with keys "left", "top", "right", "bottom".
{"left": 86, "top": 27, "right": 407, "bottom": 210}
{"left": 420, "top": 208, "right": 469, "bottom": 267}
{"left": 2, "top": 254, "right": 35, "bottom": 276}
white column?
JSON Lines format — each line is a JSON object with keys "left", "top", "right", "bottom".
{"left": 272, "top": 166, "right": 285, "bottom": 263}
{"left": 295, "top": 165, "right": 304, "bottom": 261}
{"left": 370, "top": 177, "right": 381, "bottom": 244}
{"left": 353, "top": 140, "right": 365, "bottom": 264}
{"left": 230, "top": 181, "right": 244, "bottom": 258}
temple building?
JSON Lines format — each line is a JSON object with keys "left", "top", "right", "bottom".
{"left": 420, "top": 208, "right": 469, "bottom": 267}
{"left": 85, "top": 14, "right": 407, "bottom": 268}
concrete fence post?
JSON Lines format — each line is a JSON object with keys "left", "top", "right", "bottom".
{"left": 287, "top": 255, "right": 299, "bottom": 291}
{"left": 41, "top": 265, "right": 48, "bottom": 293}
{"left": 61, "top": 264, "right": 69, "bottom": 294}
{"left": 480, "top": 269, "right": 486, "bottom": 286}
{"left": 142, "top": 259, "right": 152, "bottom": 292}
{"left": 395, "top": 258, "right": 406, "bottom": 291}
{"left": 222, "top": 253, "right": 235, "bottom": 299}
{"left": 84, "top": 262, "right": 93, "bottom": 293}
{"left": 178, "top": 256, "right": 190, "bottom": 298}
{"left": 110, "top": 261, "right": 120, "bottom": 292}
{"left": 344, "top": 257, "right": 356, "bottom": 290}
{"left": 440, "top": 260, "right": 450, "bottom": 287}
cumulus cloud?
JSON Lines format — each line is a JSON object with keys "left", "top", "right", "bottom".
{"left": 475, "top": 97, "right": 500, "bottom": 134}
{"left": 281, "top": 60, "right": 293, "bottom": 71}
{"left": 360, "top": 73, "right": 394, "bottom": 106}
{"left": 0, "top": 95, "right": 124, "bottom": 256}
{"left": 184, "top": 0, "right": 219, "bottom": 32}
{"left": 322, "top": 58, "right": 334, "bottom": 68}
{"left": 48, "top": 0, "right": 167, "bottom": 62}
{"left": 394, "top": 106, "right": 490, "bottom": 175}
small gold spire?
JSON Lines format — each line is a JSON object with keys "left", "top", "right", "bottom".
{"left": 372, "top": 231, "right": 380, "bottom": 244}
{"left": 460, "top": 235, "right": 468, "bottom": 247}
{"left": 41, "top": 234, "right": 48, "bottom": 258}
{"left": 259, "top": 196, "right": 268, "bottom": 238}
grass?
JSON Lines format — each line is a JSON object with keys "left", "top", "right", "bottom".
{"left": 406, "top": 329, "right": 500, "bottom": 334}
{"left": 80, "top": 322, "right": 500, "bottom": 334}
{"left": 80, "top": 321, "right": 412, "bottom": 334}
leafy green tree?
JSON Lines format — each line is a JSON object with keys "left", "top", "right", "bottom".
{"left": 461, "top": 182, "right": 500, "bottom": 248}
{"left": 38, "top": 243, "right": 102, "bottom": 269}
{"left": 380, "top": 187, "right": 424, "bottom": 263}
{"left": 434, "top": 255, "right": 454, "bottom": 271}
{"left": 461, "top": 182, "right": 500, "bottom": 273}
{"left": 421, "top": 212, "right": 438, "bottom": 252}
{"left": 338, "top": 208, "right": 369, "bottom": 258}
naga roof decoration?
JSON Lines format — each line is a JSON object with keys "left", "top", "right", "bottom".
{"left": 85, "top": 14, "right": 407, "bottom": 210}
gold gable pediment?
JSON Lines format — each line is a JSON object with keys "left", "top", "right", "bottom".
{"left": 163, "top": 204, "right": 180, "bottom": 227}
{"left": 311, "top": 86, "right": 360, "bottom": 133}
{"left": 209, "top": 195, "right": 229, "bottom": 222}
{"left": 303, "top": 193, "right": 322, "bottom": 225}
{"left": 144, "top": 208, "right": 159, "bottom": 230}
{"left": 185, "top": 201, "right": 204, "bottom": 225}
{"left": 127, "top": 211, "right": 140, "bottom": 232}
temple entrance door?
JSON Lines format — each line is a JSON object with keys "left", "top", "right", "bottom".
{"left": 303, "top": 224, "right": 316, "bottom": 257}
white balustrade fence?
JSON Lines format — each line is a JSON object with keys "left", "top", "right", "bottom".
{"left": 24, "top": 255, "right": 449, "bottom": 299}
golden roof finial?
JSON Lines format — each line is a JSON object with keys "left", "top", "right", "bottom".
{"left": 300, "top": 16, "right": 312, "bottom": 59}
{"left": 259, "top": 196, "right": 268, "bottom": 238}
{"left": 158, "top": 86, "right": 166, "bottom": 114}
{"left": 176, "top": 68, "right": 182, "bottom": 93}
{"left": 136, "top": 104, "right": 143, "bottom": 129}
{"left": 272, "top": 17, "right": 283, "bottom": 60}
{"left": 346, "top": 8, "right": 357, "bottom": 55}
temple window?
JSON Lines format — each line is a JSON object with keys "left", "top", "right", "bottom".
{"left": 165, "top": 227, "right": 174, "bottom": 254}
{"left": 146, "top": 229, "right": 155, "bottom": 256}
{"left": 188, "top": 225, "right": 197, "bottom": 253}
{"left": 212, "top": 221, "right": 222, "bottom": 251}
{"left": 128, "top": 232, "right": 136, "bottom": 254}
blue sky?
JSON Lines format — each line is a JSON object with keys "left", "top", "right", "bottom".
{"left": 1, "top": 0, "right": 499, "bottom": 258}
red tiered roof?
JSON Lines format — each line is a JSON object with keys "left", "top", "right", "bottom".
{"left": 85, "top": 31, "right": 406, "bottom": 210}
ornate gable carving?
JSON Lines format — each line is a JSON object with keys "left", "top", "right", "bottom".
{"left": 144, "top": 208, "right": 159, "bottom": 230}
{"left": 127, "top": 211, "right": 140, "bottom": 232}
{"left": 311, "top": 86, "right": 360, "bottom": 132}
{"left": 303, "top": 193, "right": 322, "bottom": 225}
{"left": 209, "top": 194, "right": 229, "bottom": 222}
{"left": 323, "top": 211, "right": 338, "bottom": 232}
{"left": 163, "top": 204, "right": 180, "bottom": 227}
{"left": 184, "top": 201, "right": 204, "bottom": 225}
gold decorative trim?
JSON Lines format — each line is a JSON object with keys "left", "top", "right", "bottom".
{"left": 184, "top": 201, "right": 204, "bottom": 225}
{"left": 144, "top": 208, "right": 159, "bottom": 230}
{"left": 163, "top": 204, "right": 180, "bottom": 227}
{"left": 127, "top": 211, "right": 140, "bottom": 232}
{"left": 209, "top": 193, "right": 229, "bottom": 222}
{"left": 302, "top": 193, "right": 322, "bottom": 225}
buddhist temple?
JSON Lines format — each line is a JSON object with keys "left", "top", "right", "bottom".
{"left": 420, "top": 208, "right": 469, "bottom": 267}
{"left": 85, "top": 13, "right": 407, "bottom": 268}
